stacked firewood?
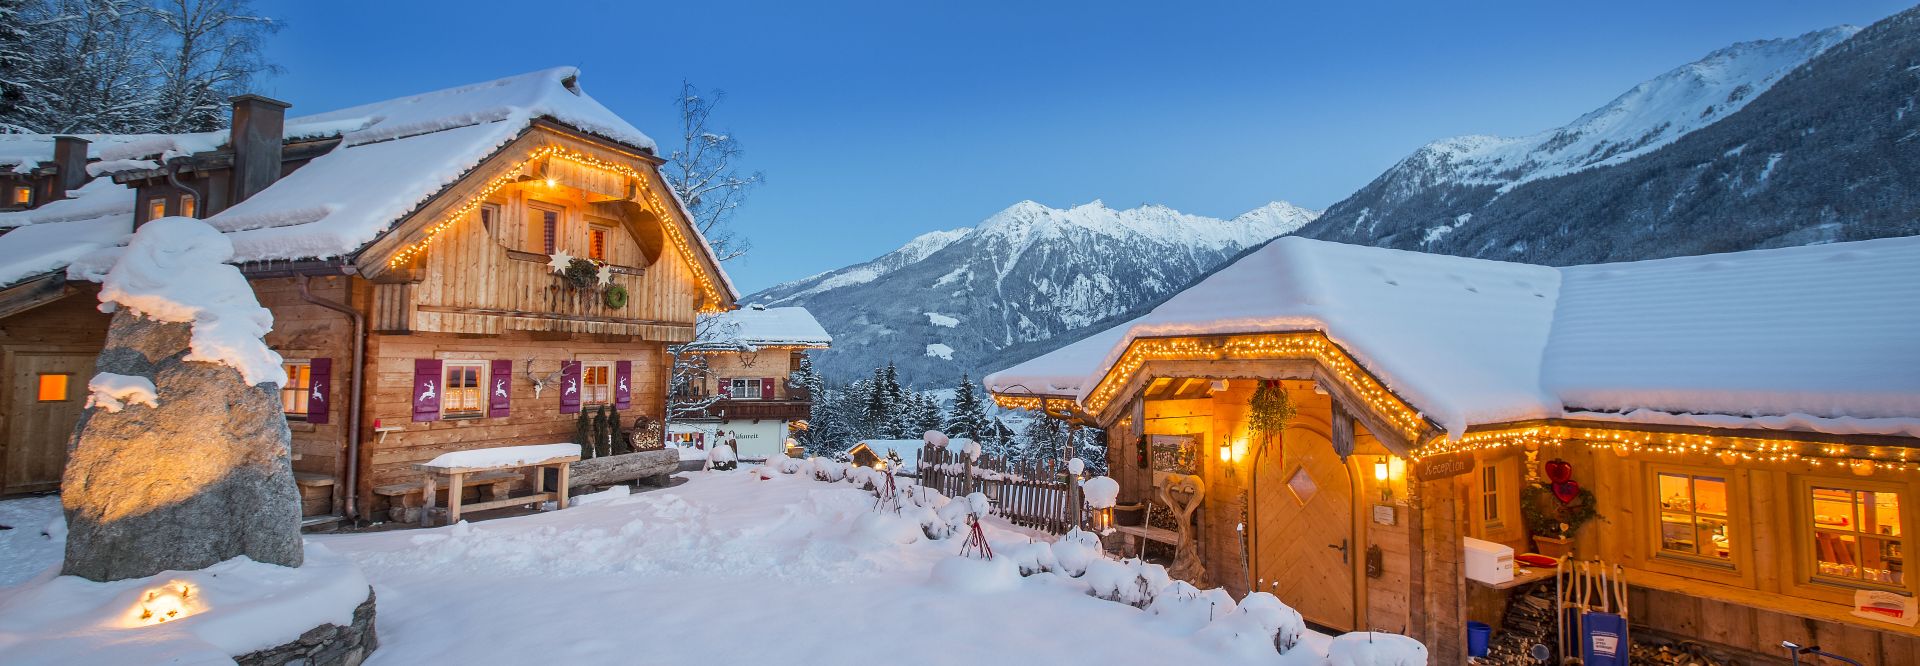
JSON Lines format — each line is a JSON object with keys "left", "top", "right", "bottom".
{"left": 1480, "top": 582, "right": 1558, "bottom": 664}
{"left": 1627, "top": 633, "right": 1752, "bottom": 666}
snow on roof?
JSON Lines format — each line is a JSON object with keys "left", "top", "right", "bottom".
{"left": 0, "top": 179, "right": 136, "bottom": 286}
{"left": 987, "top": 235, "right": 1920, "bottom": 439}
{"left": 696, "top": 305, "right": 832, "bottom": 348}
{"left": 850, "top": 439, "right": 923, "bottom": 469}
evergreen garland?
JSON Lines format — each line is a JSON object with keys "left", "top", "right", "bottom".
{"left": 1247, "top": 380, "right": 1296, "bottom": 438}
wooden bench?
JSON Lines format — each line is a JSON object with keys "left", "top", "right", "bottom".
{"left": 409, "top": 444, "right": 580, "bottom": 527}
{"left": 373, "top": 470, "right": 521, "bottom": 524}
{"left": 293, "top": 472, "right": 335, "bottom": 518}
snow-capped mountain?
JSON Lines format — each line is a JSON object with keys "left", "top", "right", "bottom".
{"left": 1296, "top": 22, "right": 1920, "bottom": 261}
{"left": 751, "top": 200, "right": 1319, "bottom": 384}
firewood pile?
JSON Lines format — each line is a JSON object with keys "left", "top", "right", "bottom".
{"left": 1480, "top": 581, "right": 1557, "bottom": 664}
{"left": 1627, "top": 633, "right": 1754, "bottom": 666}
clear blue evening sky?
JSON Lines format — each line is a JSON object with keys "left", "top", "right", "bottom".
{"left": 258, "top": 1, "right": 1910, "bottom": 293}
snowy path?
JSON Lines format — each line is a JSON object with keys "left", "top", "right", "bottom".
{"left": 0, "top": 473, "right": 1355, "bottom": 664}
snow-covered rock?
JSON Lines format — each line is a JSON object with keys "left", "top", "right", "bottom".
{"left": 85, "top": 373, "right": 157, "bottom": 413}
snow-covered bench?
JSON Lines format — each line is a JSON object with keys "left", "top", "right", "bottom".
{"left": 373, "top": 470, "right": 521, "bottom": 524}
{"left": 402, "top": 443, "right": 582, "bottom": 526}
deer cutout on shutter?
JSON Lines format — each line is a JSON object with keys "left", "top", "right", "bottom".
{"left": 524, "top": 358, "right": 565, "bottom": 399}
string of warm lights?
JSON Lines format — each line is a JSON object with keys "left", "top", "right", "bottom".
{"left": 386, "top": 144, "right": 729, "bottom": 312}
{"left": 991, "top": 332, "right": 1431, "bottom": 442}
{"left": 1414, "top": 425, "right": 1920, "bottom": 475}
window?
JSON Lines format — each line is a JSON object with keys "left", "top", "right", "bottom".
{"left": 11, "top": 185, "right": 30, "bottom": 206}
{"left": 1482, "top": 465, "right": 1502, "bottom": 526}
{"left": 1810, "top": 484, "right": 1904, "bottom": 587}
{"left": 528, "top": 204, "right": 560, "bottom": 254}
{"left": 179, "top": 194, "right": 197, "bottom": 219}
{"left": 479, "top": 203, "right": 500, "bottom": 236}
{"left": 582, "top": 362, "right": 612, "bottom": 405}
{"left": 1656, "top": 471, "right": 1732, "bottom": 563}
{"left": 147, "top": 196, "right": 167, "bottom": 220}
{"left": 281, "top": 361, "right": 312, "bottom": 419}
{"left": 588, "top": 224, "right": 611, "bottom": 261}
{"left": 35, "top": 374, "right": 69, "bottom": 402}
{"left": 727, "top": 377, "right": 763, "bottom": 400}
{"left": 442, "top": 361, "right": 487, "bottom": 418}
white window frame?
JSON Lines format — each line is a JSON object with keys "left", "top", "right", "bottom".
{"left": 442, "top": 361, "right": 488, "bottom": 419}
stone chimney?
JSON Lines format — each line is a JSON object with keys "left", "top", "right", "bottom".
{"left": 49, "top": 135, "right": 91, "bottom": 201}
{"left": 228, "top": 94, "right": 291, "bottom": 205}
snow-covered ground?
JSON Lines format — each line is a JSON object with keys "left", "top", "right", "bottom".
{"left": 0, "top": 470, "right": 1423, "bottom": 664}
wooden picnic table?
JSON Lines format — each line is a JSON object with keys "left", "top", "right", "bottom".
{"left": 410, "top": 443, "right": 582, "bottom": 527}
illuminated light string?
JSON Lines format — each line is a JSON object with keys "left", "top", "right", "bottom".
{"left": 386, "top": 145, "right": 728, "bottom": 312}
{"left": 1412, "top": 425, "right": 1920, "bottom": 474}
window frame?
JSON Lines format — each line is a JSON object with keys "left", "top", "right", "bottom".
{"left": 280, "top": 360, "right": 312, "bottom": 420}
{"left": 728, "top": 377, "right": 763, "bottom": 400}
{"left": 147, "top": 196, "right": 168, "bottom": 221}
{"left": 1481, "top": 464, "right": 1502, "bottom": 528}
{"left": 581, "top": 361, "right": 613, "bottom": 405}
{"left": 587, "top": 223, "right": 612, "bottom": 262}
{"left": 527, "top": 201, "right": 563, "bottom": 255}
{"left": 35, "top": 373, "right": 71, "bottom": 402}
{"left": 1798, "top": 475, "right": 1910, "bottom": 593}
{"left": 1651, "top": 467, "right": 1736, "bottom": 568}
{"left": 441, "top": 360, "right": 489, "bottom": 419}
{"left": 179, "top": 193, "right": 197, "bottom": 219}
{"left": 11, "top": 185, "right": 31, "bottom": 206}
{"left": 479, "top": 202, "right": 501, "bottom": 237}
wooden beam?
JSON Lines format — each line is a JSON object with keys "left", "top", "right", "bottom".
{"left": 0, "top": 273, "right": 77, "bottom": 320}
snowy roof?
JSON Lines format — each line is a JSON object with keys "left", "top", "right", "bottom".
{"left": 0, "top": 67, "right": 739, "bottom": 301}
{"left": 0, "top": 179, "right": 135, "bottom": 286}
{"left": 850, "top": 439, "right": 923, "bottom": 469}
{"left": 696, "top": 305, "right": 832, "bottom": 348}
{"left": 986, "top": 235, "right": 1920, "bottom": 440}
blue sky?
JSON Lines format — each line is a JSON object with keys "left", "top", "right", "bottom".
{"left": 259, "top": 1, "right": 1910, "bottom": 293}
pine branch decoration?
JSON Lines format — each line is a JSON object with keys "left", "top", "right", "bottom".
{"left": 1248, "top": 380, "right": 1296, "bottom": 436}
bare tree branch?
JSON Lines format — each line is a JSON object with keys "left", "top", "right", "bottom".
{"left": 662, "top": 81, "right": 763, "bottom": 263}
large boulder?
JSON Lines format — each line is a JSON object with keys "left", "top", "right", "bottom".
{"left": 61, "top": 312, "right": 303, "bottom": 581}
{"left": 60, "top": 216, "right": 304, "bottom": 582}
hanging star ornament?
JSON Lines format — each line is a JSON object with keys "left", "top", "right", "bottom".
{"left": 596, "top": 263, "right": 615, "bottom": 286}
{"left": 547, "top": 249, "right": 574, "bottom": 274}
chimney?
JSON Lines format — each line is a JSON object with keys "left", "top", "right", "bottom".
{"left": 50, "top": 136, "right": 91, "bottom": 200}
{"left": 228, "top": 94, "right": 291, "bottom": 205}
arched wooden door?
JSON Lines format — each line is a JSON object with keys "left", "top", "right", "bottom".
{"left": 1252, "top": 427, "right": 1358, "bottom": 632}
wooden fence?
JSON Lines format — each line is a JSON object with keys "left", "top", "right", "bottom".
{"left": 916, "top": 445, "right": 1084, "bottom": 534}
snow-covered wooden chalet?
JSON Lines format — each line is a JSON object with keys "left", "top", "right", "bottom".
{"left": 0, "top": 68, "right": 737, "bottom": 527}
{"left": 986, "top": 235, "right": 1920, "bottom": 662}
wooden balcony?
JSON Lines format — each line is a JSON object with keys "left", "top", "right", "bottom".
{"left": 678, "top": 398, "right": 812, "bottom": 422}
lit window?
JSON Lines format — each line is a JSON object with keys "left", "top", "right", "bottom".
{"left": 1656, "top": 471, "right": 1731, "bottom": 563}
{"left": 1482, "top": 465, "right": 1501, "bottom": 526}
{"left": 11, "top": 185, "right": 29, "bottom": 206}
{"left": 36, "top": 374, "right": 69, "bottom": 402}
{"left": 1811, "top": 484, "right": 1904, "bottom": 587}
{"left": 588, "top": 225, "right": 610, "bottom": 261}
{"left": 582, "top": 362, "right": 612, "bottom": 405}
{"left": 728, "top": 377, "right": 763, "bottom": 400}
{"left": 147, "top": 197, "right": 167, "bottom": 220}
{"left": 442, "top": 361, "right": 486, "bottom": 418}
{"left": 179, "top": 194, "right": 196, "bottom": 219}
{"left": 281, "top": 361, "right": 311, "bottom": 419}
{"left": 528, "top": 204, "right": 560, "bottom": 255}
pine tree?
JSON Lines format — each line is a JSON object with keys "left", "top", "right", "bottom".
{"left": 790, "top": 352, "right": 825, "bottom": 449}
{"left": 879, "top": 362, "right": 911, "bottom": 439}
{"left": 1073, "top": 425, "right": 1109, "bottom": 475}
{"left": 909, "top": 391, "right": 942, "bottom": 436}
{"left": 944, "top": 374, "right": 990, "bottom": 443}
{"left": 0, "top": 0, "right": 32, "bottom": 129}
{"left": 1025, "top": 416, "right": 1064, "bottom": 465}
{"left": 574, "top": 409, "right": 592, "bottom": 459}
{"left": 862, "top": 367, "right": 888, "bottom": 436}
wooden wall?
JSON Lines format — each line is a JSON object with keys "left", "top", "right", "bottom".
{"left": 359, "top": 330, "right": 669, "bottom": 504}
{"left": 0, "top": 287, "right": 110, "bottom": 494}
{"left": 254, "top": 276, "right": 356, "bottom": 504}
{"left": 699, "top": 349, "right": 804, "bottom": 399}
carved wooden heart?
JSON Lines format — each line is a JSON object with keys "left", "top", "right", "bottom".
{"left": 1543, "top": 458, "right": 1574, "bottom": 483}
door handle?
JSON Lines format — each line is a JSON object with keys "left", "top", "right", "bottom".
{"left": 1329, "top": 538, "right": 1349, "bottom": 563}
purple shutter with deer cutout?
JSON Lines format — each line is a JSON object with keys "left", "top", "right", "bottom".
{"left": 559, "top": 361, "right": 582, "bottom": 414}
{"left": 412, "top": 359, "right": 442, "bottom": 421}
{"left": 488, "top": 359, "right": 511, "bottom": 418}
{"left": 761, "top": 377, "right": 775, "bottom": 401}
{"left": 615, "top": 360, "right": 632, "bottom": 409}
{"left": 308, "top": 358, "right": 332, "bottom": 424}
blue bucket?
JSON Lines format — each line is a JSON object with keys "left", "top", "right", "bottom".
{"left": 1467, "top": 621, "right": 1491, "bottom": 657}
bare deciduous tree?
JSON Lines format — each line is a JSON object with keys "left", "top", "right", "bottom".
{"left": 143, "top": 0, "right": 281, "bottom": 132}
{"left": 662, "top": 81, "right": 763, "bottom": 263}
{"left": 665, "top": 316, "right": 746, "bottom": 427}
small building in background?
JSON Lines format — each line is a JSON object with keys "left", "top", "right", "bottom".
{"left": 846, "top": 439, "right": 923, "bottom": 472}
{"left": 670, "top": 304, "right": 831, "bottom": 461}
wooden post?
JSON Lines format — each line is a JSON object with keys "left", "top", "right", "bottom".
{"left": 556, "top": 463, "right": 571, "bottom": 509}
{"left": 420, "top": 473, "right": 438, "bottom": 527}
{"left": 447, "top": 471, "right": 466, "bottom": 525}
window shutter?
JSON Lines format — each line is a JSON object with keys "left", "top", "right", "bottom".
{"left": 560, "top": 361, "right": 582, "bottom": 414}
{"left": 615, "top": 360, "right": 632, "bottom": 409}
{"left": 761, "top": 377, "right": 775, "bottom": 401}
{"left": 489, "top": 359, "right": 512, "bottom": 418}
{"left": 412, "top": 359, "right": 442, "bottom": 421}
{"left": 718, "top": 377, "right": 731, "bottom": 397}
{"left": 308, "top": 358, "right": 332, "bottom": 424}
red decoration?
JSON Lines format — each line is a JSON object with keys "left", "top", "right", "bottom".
{"left": 1543, "top": 459, "right": 1573, "bottom": 483}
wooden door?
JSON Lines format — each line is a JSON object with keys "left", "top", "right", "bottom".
{"left": 1253, "top": 437, "right": 1357, "bottom": 631}
{"left": 4, "top": 352, "right": 95, "bottom": 494}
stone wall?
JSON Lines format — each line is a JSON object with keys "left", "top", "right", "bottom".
{"left": 235, "top": 589, "right": 378, "bottom": 666}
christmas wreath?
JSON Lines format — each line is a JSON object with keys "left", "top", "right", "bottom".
{"left": 603, "top": 284, "right": 629, "bottom": 309}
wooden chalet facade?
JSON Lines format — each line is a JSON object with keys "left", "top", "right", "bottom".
{"left": 988, "top": 235, "right": 1920, "bottom": 664}
{"left": 0, "top": 69, "right": 737, "bottom": 527}
{"left": 669, "top": 305, "right": 830, "bottom": 460}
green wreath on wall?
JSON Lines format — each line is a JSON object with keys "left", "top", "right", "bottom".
{"left": 603, "top": 284, "right": 629, "bottom": 309}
